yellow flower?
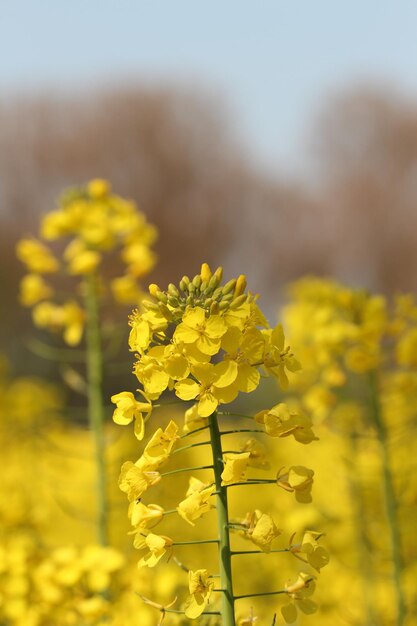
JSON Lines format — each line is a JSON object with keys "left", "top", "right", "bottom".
{"left": 122, "top": 241, "right": 156, "bottom": 278}
{"left": 111, "top": 275, "right": 143, "bottom": 304}
{"left": 118, "top": 460, "right": 161, "bottom": 501}
{"left": 41, "top": 210, "right": 72, "bottom": 239}
{"left": 239, "top": 438, "right": 270, "bottom": 468}
{"left": 281, "top": 572, "right": 317, "bottom": 623}
{"left": 184, "top": 569, "right": 215, "bottom": 619}
{"left": 62, "top": 301, "right": 85, "bottom": 346}
{"left": 67, "top": 248, "right": 101, "bottom": 275}
{"left": 16, "top": 238, "right": 59, "bottom": 273}
{"left": 290, "top": 531, "right": 329, "bottom": 572}
{"left": 174, "top": 307, "right": 227, "bottom": 356}
{"left": 186, "top": 476, "right": 210, "bottom": 496}
{"left": 87, "top": 178, "right": 110, "bottom": 199}
{"left": 223, "top": 327, "right": 264, "bottom": 393}
{"left": 262, "top": 324, "right": 301, "bottom": 388}
{"left": 221, "top": 452, "right": 251, "bottom": 485}
{"left": 142, "top": 420, "right": 179, "bottom": 467}
{"left": 128, "top": 502, "right": 164, "bottom": 529}
{"left": 255, "top": 403, "right": 317, "bottom": 444}
{"left": 111, "top": 391, "right": 151, "bottom": 440}
{"left": 19, "top": 274, "right": 53, "bottom": 306}
{"left": 177, "top": 484, "right": 215, "bottom": 526}
{"left": 276, "top": 466, "right": 314, "bottom": 503}
{"left": 32, "top": 300, "right": 85, "bottom": 346}
{"left": 396, "top": 328, "right": 417, "bottom": 367}
{"left": 239, "top": 510, "right": 281, "bottom": 551}
{"left": 135, "top": 533, "right": 173, "bottom": 568}
{"left": 134, "top": 349, "right": 170, "bottom": 399}
{"left": 175, "top": 361, "right": 239, "bottom": 417}
{"left": 183, "top": 404, "right": 209, "bottom": 434}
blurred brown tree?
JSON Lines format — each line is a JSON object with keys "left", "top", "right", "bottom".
{"left": 313, "top": 85, "right": 417, "bottom": 292}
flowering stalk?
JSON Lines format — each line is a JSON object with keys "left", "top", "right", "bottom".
{"left": 113, "top": 263, "right": 327, "bottom": 624}
{"left": 369, "top": 371, "right": 405, "bottom": 626}
{"left": 16, "top": 178, "right": 158, "bottom": 548}
{"left": 84, "top": 273, "right": 108, "bottom": 545}
{"left": 209, "top": 410, "right": 235, "bottom": 626}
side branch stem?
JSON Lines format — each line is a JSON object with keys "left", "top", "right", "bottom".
{"left": 209, "top": 411, "right": 236, "bottom": 626}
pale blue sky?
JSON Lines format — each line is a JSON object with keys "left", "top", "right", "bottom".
{"left": 1, "top": 1, "right": 417, "bottom": 173}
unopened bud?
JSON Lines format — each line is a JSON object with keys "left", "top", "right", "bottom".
{"left": 223, "top": 279, "right": 237, "bottom": 295}
{"left": 179, "top": 276, "right": 190, "bottom": 291}
{"left": 210, "top": 301, "right": 220, "bottom": 314}
{"left": 213, "top": 267, "right": 223, "bottom": 282}
{"left": 158, "top": 303, "right": 172, "bottom": 320}
{"left": 230, "top": 294, "right": 248, "bottom": 309}
{"left": 167, "top": 295, "right": 179, "bottom": 307}
{"left": 142, "top": 300, "right": 160, "bottom": 312}
{"left": 200, "top": 262, "right": 212, "bottom": 282}
{"left": 192, "top": 275, "right": 202, "bottom": 289}
{"left": 156, "top": 291, "right": 168, "bottom": 304}
{"left": 234, "top": 274, "right": 247, "bottom": 297}
{"left": 167, "top": 283, "right": 179, "bottom": 297}
{"left": 219, "top": 300, "right": 229, "bottom": 311}
{"left": 148, "top": 283, "right": 160, "bottom": 298}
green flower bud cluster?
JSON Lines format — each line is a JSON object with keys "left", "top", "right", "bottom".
{"left": 143, "top": 264, "right": 248, "bottom": 322}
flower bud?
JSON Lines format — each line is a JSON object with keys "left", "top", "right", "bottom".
{"left": 158, "top": 303, "right": 172, "bottom": 320}
{"left": 148, "top": 284, "right": 160, "bottom": 298}
{"left": 179, "top": 276, "right": 190, "bottom": 291}
{"left": 223, "top": 279, "right": 237, "bottom": 295}
{"left": 142, "top": 300, "right": 160, "bottom": 312}
{"left": 230, "top": 294, "right": 248, "bottom": 309}
{"left": 156, "top": 291, "right": 168, "bottom": 304}
{"left": 192, "top": 275, "right": 202, "bottom": 290}
{"left": 200, "top": 263, "right": 212, "bottom": 282}
{"left": 213, "top": 267, "right": 223, "bottom": 282}
{"left": 234, "top": 274, "right": 247, "bottom": 297}
{"left": 167, "top": 283, "right": 179, "bottom": 298}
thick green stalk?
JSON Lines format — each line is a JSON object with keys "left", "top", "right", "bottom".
{"left": 84, "top": 274, "right": 108, "bottom": 545}
{"left": 209, "top": 411, "right": 235, "bottom": 626}
{"left": 369, "top": 372, "right": 405, "bottom": 626}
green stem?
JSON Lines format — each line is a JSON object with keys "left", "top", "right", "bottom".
{"left": 369, "top": 371, "right": 405, "bottom": 626}
{"left": 160, "top": 465, "right": 213, "bottom": 477}
{"left": 180, "top": 425, "right": 210, "bottom": 439}
{"left": 84, "top": 274, "right": 108, "bottom": 546}
{"left": 218, "top": 411, "right": 254, "bottom": 420}
{"left": 234, "top": 591, "right": 285, "bottom": 600}
{"left": 220, "top": 429, "right": 263, "bottom": 436}
{"left": 230, "top": 549, "right": 289, "bottom": 555}
{"left": 209, "top": 411, "right": 236, "bottom": 626}
{"left": 172, "top": 539, "right": 219, "bottom": 546}
{"left": 172, "top": 441, "right": 211, "bottom": 455}
{"left": 161, "top": 608, "right": 221, "bottom": 615}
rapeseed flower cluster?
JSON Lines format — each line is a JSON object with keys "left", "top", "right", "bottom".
{"left": 16, "top": 179, "right": 156, "bottom": 345}
{"left": 116, "top": 263, "right": 301, "bottom": 439}
{"left": 113, "top": 264, "right": 328, "bottom": 625}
